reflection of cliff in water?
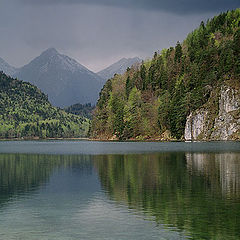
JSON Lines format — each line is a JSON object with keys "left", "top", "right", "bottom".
{"left": 94, "top": 153, "right": 240, "bottom": 240}
{"left": 0, "top": 154, "right": 92, "bottom": 207}
{"left": 186, "top": 153, "right": 240, "bottom": 198}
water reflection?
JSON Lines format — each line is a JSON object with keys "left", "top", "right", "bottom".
{"left": 0, "top": 154, "right": 93, "bottom": 206}
{"left": 0, "top": 152, "right": 239, "bottom": 240}
{"left": 186, "top": 153, "right": 240, "bottom": 198}
{"left": 94, "top": 153, "right": 240, "bottom": 239}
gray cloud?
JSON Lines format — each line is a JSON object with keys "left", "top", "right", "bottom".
{"left": 20, "top": 0, "right": 239, "bottom": 14}
{"left": 0, "top": 0, "right": 238, "bottom": 72}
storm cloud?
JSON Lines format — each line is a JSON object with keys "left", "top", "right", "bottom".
{"left": 0, "top": 0, "right": 238, "bottom": 72}
{"left": 20, "top": 0, "right": 239, "bottom": 14}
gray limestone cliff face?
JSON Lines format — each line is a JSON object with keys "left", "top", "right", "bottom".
{"left": 184, "top": 110, "right": 210, "bottom": 140}
{"left": 185, "top": 84, "right": 240, "bottom": 141}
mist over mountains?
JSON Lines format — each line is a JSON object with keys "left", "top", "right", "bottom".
{"left": 13, "top": 48, "right": 103, "bottom": 107}
{"left": 0, "top": 57, "right": 17, "bottom": 76}
{"left": 97, "top": 57, "right": 142, "bottom": 80}
{"left": 0, "top": 49, "right": 141, "bottom": 107}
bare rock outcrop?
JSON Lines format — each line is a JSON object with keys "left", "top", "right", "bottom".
{"left": 185, "top": 84, "right": 240, "bottom": 141}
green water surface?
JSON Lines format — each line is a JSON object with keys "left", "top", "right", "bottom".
{"left": 0, "top": 141, "right": 239, "bottom": 239}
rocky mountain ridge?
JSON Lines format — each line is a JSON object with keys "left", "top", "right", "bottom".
{"left": 97, "top": 57, "right": 142, "bottom": 80}
{"left": 14, "top": 48, "right": 103, "bottom": 107}
{"left": 0, "top": 57, "right": 17, "bottom": 76}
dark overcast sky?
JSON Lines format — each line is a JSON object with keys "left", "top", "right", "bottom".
{"left": 0, "top": 0, "right": 238, "bottom": 72}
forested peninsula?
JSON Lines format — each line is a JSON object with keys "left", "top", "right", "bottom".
{"left": 91, "top": 9, "right": 240, "bottom": 141}
{"left": 0, "top": 72, "right": 89, "bottom": 139}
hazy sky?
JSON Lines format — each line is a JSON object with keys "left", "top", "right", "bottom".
{"left": 0, "top": 0, "right": 238, "bottom": 72}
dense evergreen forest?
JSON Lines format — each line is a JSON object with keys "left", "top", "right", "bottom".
{"left": 64, "top": 103, "right": 94, "bottom": 119}
{"left": 0, "top": 72, "right": 89, "bottom": 139}
{"left": 91, "top": 9, "right": 240, "bottom": 140}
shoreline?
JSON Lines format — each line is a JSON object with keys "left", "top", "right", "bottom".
{"left": 0, "top": 138, "right": 180, "bottom": 142}
{"left": 0, "top": 137, "right": 89, "bottom": 141}
{"left": 0, "top": 137, "right": 238, "bottom": 142}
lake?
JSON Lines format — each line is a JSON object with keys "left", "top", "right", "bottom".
{"left": 0, "top": 141, "right": 240, "bottom": 240}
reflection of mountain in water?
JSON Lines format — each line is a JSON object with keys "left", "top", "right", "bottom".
{"left": 94, "top": 153, "right": 240, "bottom": 240}
{"left": 0, "top": 154, "right": 93, "bottom": 207}
{"left": 186, "top": 153, "right": 240, "bottom": 198}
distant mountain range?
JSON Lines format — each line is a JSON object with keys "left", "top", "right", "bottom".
{"left": 0, "top": 49, "right": 141, "bottom": 107}
{"left": 97, "top": 57, "right": 142, "bottom": 80}
{"left": 13, "top": 48, "right": 104, "bottom": 107}
{"left": 0, "top": 57, "right": 17, "bottom": 76}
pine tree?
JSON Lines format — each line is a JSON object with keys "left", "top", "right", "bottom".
{"left": 174, "top": 41, "right": 182, "bottom": 63}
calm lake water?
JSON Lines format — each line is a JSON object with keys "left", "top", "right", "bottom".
{"left": 0, "top": 141, "right": 240, "bottom": 240}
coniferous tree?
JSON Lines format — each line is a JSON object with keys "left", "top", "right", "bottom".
{"left": 174, "top": 41, "right": 182, "bottom": 63}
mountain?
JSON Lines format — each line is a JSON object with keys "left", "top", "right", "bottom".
{"left": 14, "top": 48, "right": 103, "bottom": 107}
{"left": 0, "top": 57, "right": 17, "bottom": 76}
{"left": 0, "top": 71, "right": 89, "bottom": 139}
{"left": 97, "top": 57, "right": 142, "bottom": 80}
{"left": 91, "top": 9, "right": 240, "bottom": 141}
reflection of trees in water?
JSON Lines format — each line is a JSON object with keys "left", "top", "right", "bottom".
{"left": 1, "top": 152, "right": 240, "bottom": 239}
{"left": 0, "top": 154, "right": 92, "bottom": 207}
{"left": 186, "top": 153, "right": 240, "bottom": 198}
{"left": 94, "top": 153, "right": 187, "bottom": 207}
{"left": 94, "top": 153, "right": 240, "bottom": 240}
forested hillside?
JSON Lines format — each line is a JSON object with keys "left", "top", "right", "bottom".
{"left": 64, "top": 103, "right": 95, "bottom": 119}
{"left": 91, "top": 9, "right": 240, "bottom": 140}
{"left": 0, "top": 72, "right": 89, "bottom": 139}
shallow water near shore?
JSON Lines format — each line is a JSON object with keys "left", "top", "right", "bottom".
{"left": 0, "top": 141, "right": 240, "bottom": 239}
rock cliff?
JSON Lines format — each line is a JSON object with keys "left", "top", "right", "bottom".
{"left": 185, "top": 82, "right": 240, "bottom": 141}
